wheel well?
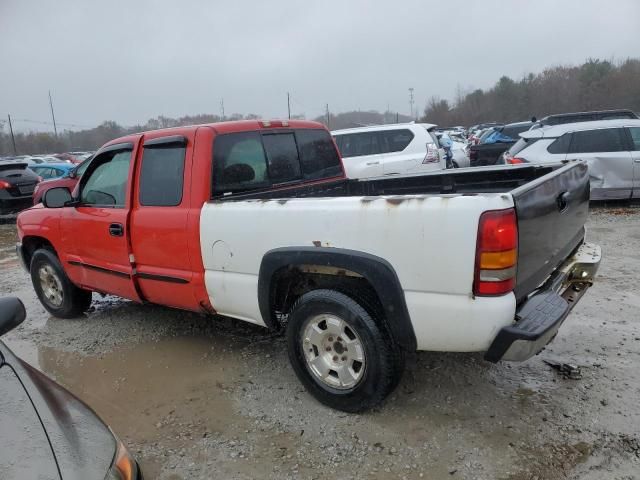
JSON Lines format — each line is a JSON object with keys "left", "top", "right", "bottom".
{"left": 22, "top": 236, "right": 56, "bottom": 267}
{"left": 270, "top": 265, "right": 383, "bottom": 329}
{"left": 259, "top": 247, "right": 417, "bottom": 351}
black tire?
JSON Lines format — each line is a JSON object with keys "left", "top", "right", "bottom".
{"left": 30, "top": 248, "right": 92, "bottom": 318}
{"left": 286, "top": 289, "right": 404, "bottom": 412}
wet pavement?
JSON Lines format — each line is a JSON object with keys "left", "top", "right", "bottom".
{"left": 1, "top": 209, "right": 640, "bottom": 479}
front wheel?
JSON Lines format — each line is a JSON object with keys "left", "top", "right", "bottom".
{"left": 30, "top": 249, "right": 92, "bottom": 318}
{"left": 286, "top": 289, "right": 403, "bottom": 412}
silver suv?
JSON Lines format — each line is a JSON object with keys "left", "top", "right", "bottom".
{"left": 505, "top": 119, "right": 640, "bottom": 200}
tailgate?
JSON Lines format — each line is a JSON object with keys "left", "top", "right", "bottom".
{"left": 511, "top": 161, "right": 590, "bottom": 303}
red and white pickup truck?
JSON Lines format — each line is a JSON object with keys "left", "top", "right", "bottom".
{"left": 16, "top": 120, "right": 601, "bottom": 412}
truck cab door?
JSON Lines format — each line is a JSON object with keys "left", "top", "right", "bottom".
{"left": 627, "top": 127, "right": 640, "bottom": 199}
{"left": 60, "top": 141, "right": 140, "bottom": 301}
{"left": 129, "top": 131, "right": 200, "bottom": 310}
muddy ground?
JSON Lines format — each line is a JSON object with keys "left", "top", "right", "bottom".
{"left": 1, "top": 207, "right": 639, "bottom": 479}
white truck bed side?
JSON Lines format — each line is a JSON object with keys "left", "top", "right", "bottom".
{"left": 200, "top": 193, "right": 517, "bottom": 352}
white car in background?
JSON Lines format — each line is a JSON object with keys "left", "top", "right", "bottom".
{"left": 504, "top": 118, "right": 640, "bottom": 200}
{"left": 332, "top": 123, "right": 445, "bottom": 178}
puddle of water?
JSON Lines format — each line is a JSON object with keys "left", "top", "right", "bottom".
{"left": 25, "top": 334, "right": 251, "bottom": 477}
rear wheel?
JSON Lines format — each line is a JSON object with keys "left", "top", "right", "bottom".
{"left": 30, "top": 249, "right": 92, "bottom": 318}
{"left": 286, "top": 289, "right": 403, "bottom": 412}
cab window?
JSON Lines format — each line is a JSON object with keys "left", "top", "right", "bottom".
{"left": 139, "top": 144, "right": 186, "bottom": 206}
{"left": 80, "top": 150, "right": 132, "bottom": 207}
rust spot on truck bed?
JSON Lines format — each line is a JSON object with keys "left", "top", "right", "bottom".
{"left": 386, "top": 197, "right": 405, "bottom": 205}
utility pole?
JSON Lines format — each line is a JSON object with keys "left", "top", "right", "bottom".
{"left": 220, "top": 98, "right": 225, "bottom": 120}
{"left": 287, "top": 92, "right": 291, "bottom": 119}
{"left": 48, "top": 90, "right": 58, "bottom": 137}
{"left": 7, "top": 114, "right": 17, "bottom": 154}
{"left": 408, "top": 87, "right": 415, "bottom": 119}
{"left": 325, "top": 104, "right": 330, "bottom": 129}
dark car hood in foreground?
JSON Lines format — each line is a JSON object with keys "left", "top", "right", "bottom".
{"left": 0, "top": 343, "right": 116, "bottom": 480}
{"left": 0, "top": 363, "right": 60, "bottom": 479}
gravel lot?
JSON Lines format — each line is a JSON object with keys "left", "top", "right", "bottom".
{"left": 1, "top": 206, "right": 639, "bottom": 479}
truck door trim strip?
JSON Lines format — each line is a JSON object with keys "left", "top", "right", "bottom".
{"left": 67, "top": 261, "right": 131, "bottom": 279}
{"left": 136, "top": 273, "right": 190, "bottom": 284}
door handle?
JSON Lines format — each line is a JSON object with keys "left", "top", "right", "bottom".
{"left": 109, "top": 223, "right": 124, "bottom": 237}
{"left": 634, "top": 158, "right": 640, "bottom": 163}
{"left": 366, "top": 161, "right": 380, "bottom": 165}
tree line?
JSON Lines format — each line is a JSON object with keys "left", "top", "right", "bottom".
{"left": 421, "top": 58, "right": 640, "bottom": 126}
{"left": 2, "top": 58, "right": 638, "bottom": 156}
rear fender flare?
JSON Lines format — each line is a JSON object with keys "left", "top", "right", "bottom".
{"left": 258, "top": 247, "right": 417, "bottom": 351}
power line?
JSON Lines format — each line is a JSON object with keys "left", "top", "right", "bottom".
{"left": 1, "top": 117, "right": 95, "bottom": 129}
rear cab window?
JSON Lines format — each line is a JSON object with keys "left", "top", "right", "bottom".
{"left": 139, "top": 137, "right": 187, "bottom": 206}
{"left": 213, "top": 128, "right": 342, "bottom": 196}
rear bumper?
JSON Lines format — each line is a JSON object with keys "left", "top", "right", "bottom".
{"left": 485, "top": 242, "right": 601, "bottom": 362}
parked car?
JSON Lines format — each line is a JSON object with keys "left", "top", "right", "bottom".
{"left": 469, "top": 121, "right": 534, "bottom": 167}
{"left": 0, "top": 297, "right": 142, "bottom": 479}
{"left": 504, "top": 119, "right": 640, "bottom": 200}
{"left": 53, "top": 152, "right": 89, "bottom": 164}
{"left": 30, "top": 162, "right": 77, "bottom": 180}
{"left": 32, "top": 157, "right": 92, "bottom": 205}
{"left": 0, "top": 162, "right": 40, "bottom": 215}
{"left": 532, "top": 109, "right": 639, "bottom": 129}
{"left": 17, "top": 119, "right": 600, "bottom": 412}
{"left": 332, "top": 123, "right": 445, "bottom": 178}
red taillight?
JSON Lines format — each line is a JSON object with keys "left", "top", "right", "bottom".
{"left": 0, "top": 180, "right": 11, "bottom": 189}
{"left": 508, "top": 157, "right": 526, "bottom": 165}
{"left": 469, "top": 150, "right": 478, "bottom": 161}
{"left": 474, "top": 208, "right": 518, "bottom": 296}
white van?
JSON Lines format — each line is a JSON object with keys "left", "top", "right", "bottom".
{"left": 332, "top": 123, "right": 445, "bottom": 178}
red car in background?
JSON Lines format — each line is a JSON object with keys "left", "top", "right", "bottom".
{"left": 53, "top": 152, "right": 93, "bottom": 164}
{"left": 32, "top": 157, "right": 92, "bottom": 204}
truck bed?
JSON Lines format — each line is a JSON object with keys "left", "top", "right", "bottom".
{"left": 211, "top": 162, "right": 590, "bottom": 307}
{"left": 217, "top": 164, "right": 556, "bottom": 201}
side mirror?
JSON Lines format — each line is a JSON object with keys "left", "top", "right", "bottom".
{"left": 0, "top": 297, "right": 26, "bottom": 337}
{"left": 43, "top": 187, "right": 73, "bottom": 208}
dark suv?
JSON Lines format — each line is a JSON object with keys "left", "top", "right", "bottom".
{"left": 0, "top": 162, "right": 40, "bottom": 215}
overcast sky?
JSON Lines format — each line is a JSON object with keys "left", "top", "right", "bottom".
{"left": 1, "top": 0, "right": 639, "bottom": 132}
